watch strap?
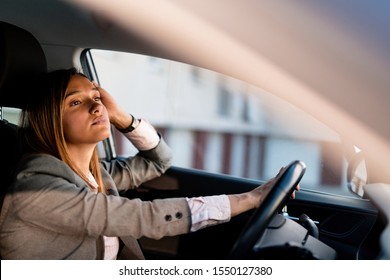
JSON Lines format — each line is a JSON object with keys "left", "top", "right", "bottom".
{"left": 118, "top": 114, "right": 139, "bottom": 133}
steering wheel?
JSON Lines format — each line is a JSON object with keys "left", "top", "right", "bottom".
{"left": 228, "top": 160, "right": 306, "bottom": 259}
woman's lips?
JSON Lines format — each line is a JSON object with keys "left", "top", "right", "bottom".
{"left": 92, "top": 116, "right": 108, "bottom": 125}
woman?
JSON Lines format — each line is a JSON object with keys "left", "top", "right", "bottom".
{"left": 0, "top": 68, "right": 295, "bottom": 259}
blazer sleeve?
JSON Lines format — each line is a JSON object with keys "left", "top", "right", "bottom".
{"left": 100, "top": 137, "right": 172, "bottom": 193}
{"left": 5, "top": 154, "right": 190, "bottom": 240}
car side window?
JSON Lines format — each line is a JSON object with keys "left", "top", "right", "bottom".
{"left": 85, "top": 49, "right": 354, "bottom": 197}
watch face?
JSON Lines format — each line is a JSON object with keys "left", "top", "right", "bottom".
{"left": 128, "top": 117, "right": 137, "bottom": 131}
{"left": 132, "top": 118, "right": 139, "bottom": 129}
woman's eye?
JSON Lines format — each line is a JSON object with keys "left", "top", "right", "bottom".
{"left": 71, "top": 100, "right": 81, "bottom": 106}
{"left": 94, "top": 96, "right": 102, "bottom": 102}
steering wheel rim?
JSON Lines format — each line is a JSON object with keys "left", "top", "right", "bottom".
{"left": 228, "top": 160, "right": 306, "bottom": 259}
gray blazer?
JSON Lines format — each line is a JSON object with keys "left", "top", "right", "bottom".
{"left": 0, "top": 138, "right": 191, "bottom": 259}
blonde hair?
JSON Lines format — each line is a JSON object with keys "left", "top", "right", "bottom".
{"left": 20, "top": 68, "right": 106, "bottom": 193}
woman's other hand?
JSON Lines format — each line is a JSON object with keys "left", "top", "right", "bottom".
{"left": 93, "top": 82, "right": 133, "bottom": 130}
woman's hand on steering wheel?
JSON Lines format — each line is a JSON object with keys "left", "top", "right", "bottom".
{"left": 228, "top": 167, "right": 300, "bottom": 218}
{"left": 250, "top": 168, "right": 300, "bottom": 209}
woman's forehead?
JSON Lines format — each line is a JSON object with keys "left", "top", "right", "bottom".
{"left": 66, "top": 75, "right": 94, "bottom": 95}
{"left": 68, "top": 74, "right": 91, "bottom": 87}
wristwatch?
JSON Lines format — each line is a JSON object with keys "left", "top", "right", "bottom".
{"left": 118, "top": 114, "right": 139, "bottom": 133}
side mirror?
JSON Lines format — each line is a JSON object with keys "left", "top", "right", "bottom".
{"left": 347, "top": 151, "right": 367, "bottom": 197}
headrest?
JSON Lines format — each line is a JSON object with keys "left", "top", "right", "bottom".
{"left": 0, "top": 21, "right": 47, "bottom": 109}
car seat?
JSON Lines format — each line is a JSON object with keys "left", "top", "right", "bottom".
{"left": 0, "top": 21, "right": 47, "bottom": 204}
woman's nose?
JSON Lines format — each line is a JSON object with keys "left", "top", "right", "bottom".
{"left": 90, "top": 100, "right": 102, "bottom": 114}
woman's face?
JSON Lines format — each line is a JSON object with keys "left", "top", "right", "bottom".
{"left": 62, "top": 75, "right": 111, "bottom": 146}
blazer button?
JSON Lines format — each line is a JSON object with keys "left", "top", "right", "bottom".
{"left": 165, "top": 214, "right": 172, "bottom": 221}
{"left": 175, "top": 212, "right": 183, "bottom": 219}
